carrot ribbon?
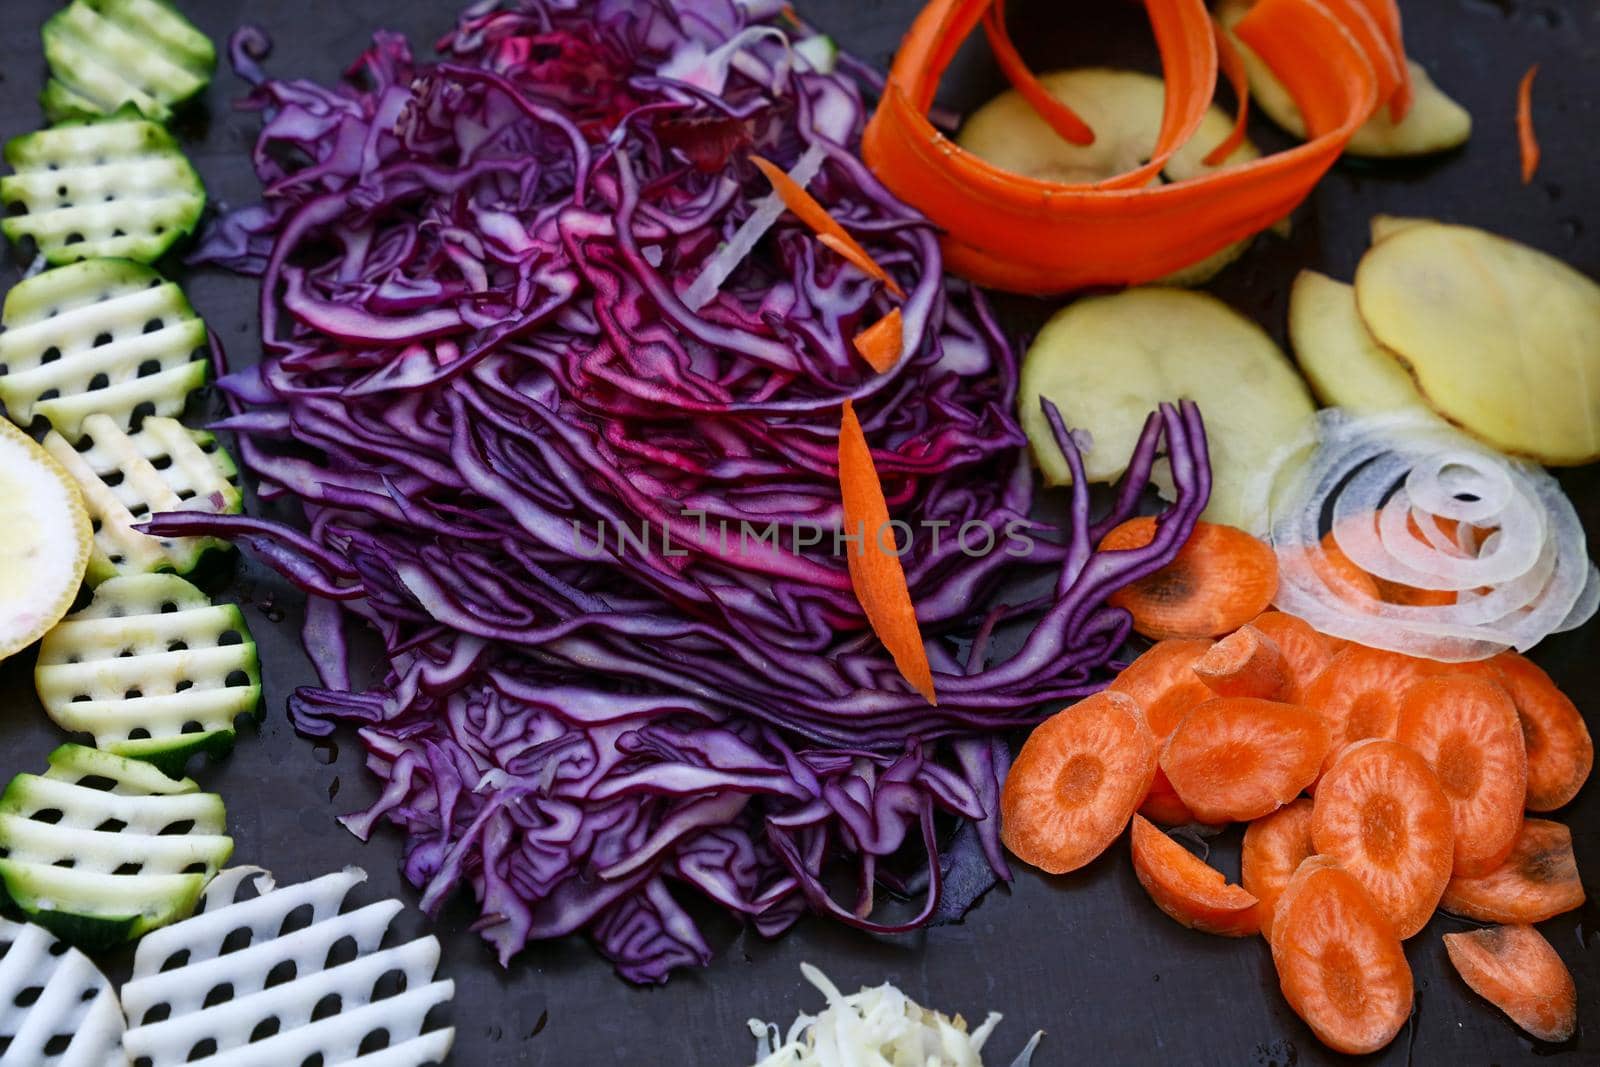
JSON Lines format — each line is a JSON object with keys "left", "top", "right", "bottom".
{"left": 838, "top": 400, "right": 936, "bottom": 704}
{"left": 861, "top": 0, "right": 1391, "bottom": 294}
{"left": 751, "top": 154, "right": 907, "bottom": 298}
{"left": 1517, "top": 64, "right": 1540, "bottom": 185}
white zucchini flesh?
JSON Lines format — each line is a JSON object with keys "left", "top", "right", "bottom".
{"left": 1, "top": 116, "right": 206, "bottom": 267}
{"left": 0, "top": 258, "right": 208, "bottom": 437}
{"left": 0, "top": 917, "right": 127, "bottom": 1066}
{"left": 41, "top": 414, "right": 240, "bottom": 582}
{"left": 0, "top": 744, "right": 230, "bottom": 949}
{"left": 122, "top": 866, "right": 456, "bottom": 1067}
{"left": 36, "top": 573, "right": 261, "bottom": 774}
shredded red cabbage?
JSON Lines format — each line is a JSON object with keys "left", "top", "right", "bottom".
{"left": 151, "top": 0, "right": 1210, "bottom": 983}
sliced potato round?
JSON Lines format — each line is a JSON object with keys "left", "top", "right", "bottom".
{"left": 1020, "top": 288, "right": 1315, "bottom": 531}
{"left": 1370, "top": 214, "right": 1431, "bottom": 244}
{"left": 0, "top": 419, "right": 91, "bottom": 661}
{"left": 956, "top": 67, "right": 1261, "bottom": 286}
{"left": 1289, "top": 270, "right": 1427, "bottom": 414}
{"left": 1354, "top": 221, "right": 1600, "bottom": 465}
{"left": 1218, "top": 0, "right": 1470, "bottom": 158}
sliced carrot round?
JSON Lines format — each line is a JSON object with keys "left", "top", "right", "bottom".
{"left": 1110, "top": 639, "right": 1213, "bottom": 825}
{"left": 1488, "top": 652, "right": 1592, "bottom": 812}
{"left": 1161, "top": 697, "right": 1332, "bottom": 823}
{"left": 1249, "top": 611, "right": 1338, "bottom": 696}
{"left": 1242, "top": 797, "right": 1316, "bottom": 942}
{"left": 1000, "top": 690, "right": 1158, "bottom": 874}
{"left": 1444, "top": 924, "right": 1575, "bottom": 1043}
{"left": 1397, "top": 674, "right": 1527, "bottom": 877}
{"left": 1441, "top": 818, "right": 1585, "bottom": 924}
{"left": 1195, "top": 623, "right": 1293, "bottom": 701}
{"left": 1130, "top": 814, "right": 1261, "bottom": 937}
{"left": 1100, "top": 519, "right": 1279, "bottom": 640}
{"left": 1271, "top": 856, "right": 1413, "bottom": 1055}
{"left": 1311, "top": 739, "right": 1453, "bottom": 939}
{"left": 1302, "top": 644, "right": 1434, "bottom": 783}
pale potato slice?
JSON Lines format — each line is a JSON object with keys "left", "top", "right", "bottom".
{"left": 956, "top": 68, "right": 1261, "bottom": 286}
{"left": 1289, "top": 270, "right": 1427, "bottom": 414}
{"left": 1019, "top": 288, "right": 1315, "bottom": 531}
{"left": 1354, "top": 222, "right": 1600, "bottom": 465}
{"left": 1370, "top": 215, "right": 1432, "bottom": 243}
{"left": 1217, "top": 0, "right": 1471, "bottom": 158}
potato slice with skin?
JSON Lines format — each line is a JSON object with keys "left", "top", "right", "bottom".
{"left": 956, "top": 68, "right": 1261, "bottom": 286}
{"left": 1355, "top": 222, "right": 1600, "bottom": 465}
{"left": 1020, "top": 288, "right": 1315, "bottom": 531}
{"left": 1289, "top": 270, "right": 1428, "bottom": 414}
{"left": 1370, "top": 214, "right": 1432, "bottom": 244}
{"left": 1217, "top": 0, "right": 1470, "bottom": 158}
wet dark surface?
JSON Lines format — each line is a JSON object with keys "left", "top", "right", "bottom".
{"left": 1, "top": 0, "right": 1597, "bottom": 1063}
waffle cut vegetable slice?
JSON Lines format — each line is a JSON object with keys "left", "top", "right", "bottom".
{"left": 121, "top": 866, "right": 456, "bottom": 1066}
{"left": 1, "top": 111, "right": 205, "bottom": 266}
{"left": 0, "top": 744, "right": 231, "bottom": 951}
{"left": 41, "top": 414, "right": 240, "bottom": 582}
{"left": 35, "top": 574, "right": 261, "bottom": 776}
{"left": 0, "top": 259, "right": 208, "bottom": 437}
{"left": 41, "top": 0, "right": 216, "bottom": 124}
{"left": 0, "top": 917, "right": 127, "bottom": 1066}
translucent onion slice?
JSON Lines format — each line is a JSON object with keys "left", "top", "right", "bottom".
{"left": 1268, "top": 410, "right": 1597, "bottom": 661}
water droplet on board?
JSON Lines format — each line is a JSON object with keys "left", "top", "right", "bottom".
{"left": 528, "top": 1010, "right": 549, "bottom": 1039}
{"left": 1251, "top": 1038, "right": 1297, "bottom": 1067}
{"left": 1545, "top": 183, "right": 1562, "bottom": 202}
{"left": 1464, "top": 0, "right": 1515, "bottom": 17}
{"left": 312, "top": 739, "right": 338, "bottom": 765}
{"left": 1560, "top": 217, "right": 1584, "bottom": 243}
{"left": 327, "top": 775, "right": 340, "bottom": 801}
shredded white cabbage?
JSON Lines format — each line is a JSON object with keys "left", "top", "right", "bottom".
{"left": 746, "top": 963, "right": 1042, "bottom": 1067}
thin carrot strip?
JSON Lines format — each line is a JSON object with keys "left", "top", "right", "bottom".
{"left": 1356, "top": 0, "right": 1412, "bottom": 120}
{"left": 838, "top": 400, "right": 935, "bottom": 703}
{"left": 852, "top": 308, "right": 904, "bottom": 374}
{"left": 1204, "top": 18, "right": 1251, "bottom": 166}
{"left": 751, "top": 155, "right": 907, "bottom": 298}
{"left": 1517, "top": 64, "right": 1541, "bottom": 185}
{"left": 981, "top": 0, "right": 1095, "bottom": 146}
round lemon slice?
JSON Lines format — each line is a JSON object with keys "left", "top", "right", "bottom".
{"left": 0, "top": 420, "right": 91, "bottom": 661}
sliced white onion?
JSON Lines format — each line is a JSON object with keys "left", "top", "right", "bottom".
{"left": 1267, "top": 409, "right": 1597, "bottom": 661}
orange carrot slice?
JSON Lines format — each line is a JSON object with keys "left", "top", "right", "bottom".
{"left": 1302, "top": 644, "right": 1433, "bottom": 783}
{"left": 1397, "top": 674, "right": 1526, "bottom": 877}
{"left": 1194, "top": 624, "right": 1293, "bottom": 701}
{"left": 1130, "top": 814, "right": 1260, "bottom": 936}
{"left": 1487, "top": 652, "right": 1592, "bottom": 812}
{"left": 1311, "top": 739, "right": 1453, "bottom": 939}
{"left": 1316, "top": 530, "right": 1384, "bottom": 606}
{"left": 1517, "top": 64, "right": 1541, "bottom": 185}
{"left": 1326, "top": 515, "right": 1457, "bottom": 607}
{"left": 1203, "top": 17, "right": 1251, "bottom": 166}
{"left": 1000, "top": 690, "right": 1158, "bottom": 874}
{"left": 1444, "top": 924, "right": 1575, "bottom": 1043}
{"left": 1242, "top": 797, "right": 1315, "bottom": 941}
{"left": 838, "top": 400, "right": 934, "bottom": 703}
{"left": 1441, "top": 818, "right": 1585, "bottom": 924}
{"left": 852, "top": 308, "right": 904, "bottom": 374}
{"left": 752, "top": 155, "right": 907, "bottom": 298}
{"left": 1110, "top": 638, "right": 1214, "bottom": 825}
{"left": 1272, "top": 856, "right": 1413, "bottom": 1055}
{"left": 1100, "top": 519, "right": 1279, "bottom": 640}
{"left": 1249, "top": 611, "right": 1337, "bottom": 696}
{"left": 1161, "top": 697, "right": 1331, "bottom": 823}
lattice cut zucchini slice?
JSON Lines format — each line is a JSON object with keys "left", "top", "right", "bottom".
{"left": 0, "top": 744, "right": 231, "bottom": 951}
{"left": 122, "top": 866, "right": 456, "bottom": 1066}
{"left": 0, "top": 916, "right": 127, "bottom": 1066}
{"left": 41, "top": 414, "right": 240, "bottom": 582}
{"left": 1, "top": 113, "right": 206, "bottom": 266}
{"left": 42, "top": 0, "right": 216, "bottom": 124}
{"left": 0, "top": 258, "right": 208, "bottom": 436}
{"left": 36, "top": 573, "right": 261, "bottom": 776}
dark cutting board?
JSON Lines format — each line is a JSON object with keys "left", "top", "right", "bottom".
{"left": 1, "top": 1, "right": 1596, "bottom": 1063}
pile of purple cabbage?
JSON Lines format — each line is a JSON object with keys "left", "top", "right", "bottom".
{"left": 155, "top": 0, "right": 1210, "bottom": 982}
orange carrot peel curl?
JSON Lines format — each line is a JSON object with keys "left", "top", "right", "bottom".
{"left": 1518, "top": 64, "right": 1540, "bottom": 185}
{"left": 838, "top": 400, "right": 936, "bottom": 703}
{"left": 982, "top": 0, "right": 1095, "bottom": 146}
{"left": 861, "top": 0, "right": 1394, "bottom": 294}
{"left": 750, "top": 155, "right": 907, "bottom": 298}
{"left": 1204, "top": 18, "right": 1252, "bottom": 166}
{"left": 852, "top": 307, "right": 904, "bottom": 373}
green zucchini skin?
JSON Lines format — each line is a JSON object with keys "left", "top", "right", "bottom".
{"left": 41, "top": 0, "right": 216, "bottom": 124}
